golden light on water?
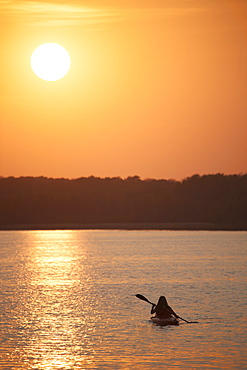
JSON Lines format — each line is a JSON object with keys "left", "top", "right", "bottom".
{"left": 0, "top": 230, "right": 246, "bottom": 369}
{"left": 18, "top": 231, "right": 96, "bottom": 369}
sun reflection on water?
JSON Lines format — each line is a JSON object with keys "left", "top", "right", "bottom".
{"left": 12, "top": 230, "right": 97, "bottom": 369}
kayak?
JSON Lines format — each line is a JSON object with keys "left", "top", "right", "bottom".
{"left": 150, "top": 316, "right": 179, "bottom": 326}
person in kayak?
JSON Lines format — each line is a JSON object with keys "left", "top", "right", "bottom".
{"left": 151, "top": 296, "right": 179, "bottom": 319}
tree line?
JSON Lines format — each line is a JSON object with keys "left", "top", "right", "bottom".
{"left": 0, "top": 174, "right": 246, "bottom": 229}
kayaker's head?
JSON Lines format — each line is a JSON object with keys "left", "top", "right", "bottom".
{"left": 157, "top": 296, "right": 168, "bottom": 307}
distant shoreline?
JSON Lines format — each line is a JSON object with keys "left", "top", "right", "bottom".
{"left": 0, "top": 223, "right": 246, "bottom": 231}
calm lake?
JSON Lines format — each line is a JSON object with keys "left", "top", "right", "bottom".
{"left": 0, "top": 230, "right": 246, "bottom": 369}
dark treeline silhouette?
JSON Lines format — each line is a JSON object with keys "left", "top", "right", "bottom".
{"left": 0, "top": 174, "right": 246, "bottom": 229}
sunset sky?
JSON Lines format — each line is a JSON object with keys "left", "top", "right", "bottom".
{"left": 1, "top": 0, "right": 246, "bottom": 180}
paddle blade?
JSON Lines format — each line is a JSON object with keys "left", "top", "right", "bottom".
{"left": 135, "top": 294, "right": 155, "bottom": 305}
{"left": 177, "top": 315, "right": 199, "bottom": 324}
{"left": 135, "top": 294, "right": 149, "bottom": 302}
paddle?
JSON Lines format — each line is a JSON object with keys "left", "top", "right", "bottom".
{"left": 135, "top": 294, "right": 198, "bottom": 324}
{"left": 136, "top": 294, "right": 156, "bottom": 306}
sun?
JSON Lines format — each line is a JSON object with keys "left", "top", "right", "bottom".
{"left": 30, "top": 43, "right": 71, "bottom": 81}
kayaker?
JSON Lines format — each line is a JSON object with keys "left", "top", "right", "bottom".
{"left": 151, "top": 296, "right": 179, "bottom": 319}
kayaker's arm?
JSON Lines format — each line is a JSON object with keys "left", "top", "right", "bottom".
{"left": 150, "top": 304, "right": 156, "bottom": 314}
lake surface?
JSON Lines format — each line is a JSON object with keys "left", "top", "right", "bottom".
{"left": 0, "top": 230, "right": 246, "bottom": 369}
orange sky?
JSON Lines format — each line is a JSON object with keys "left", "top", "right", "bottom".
{"left": 0, "top": 0, "right": 246, "bottom": 180}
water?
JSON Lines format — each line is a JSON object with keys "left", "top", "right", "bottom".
{"left": 0, "top": 230, "right": 246, "bottom": 369}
